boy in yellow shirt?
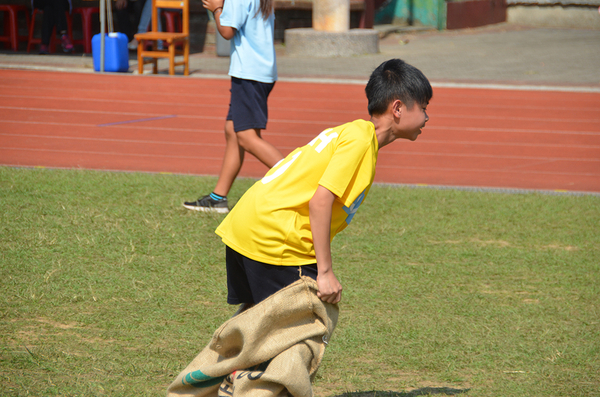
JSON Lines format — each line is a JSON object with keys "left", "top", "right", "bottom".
{"left": 216, "top": 58, "right": 432, "bottom": 307}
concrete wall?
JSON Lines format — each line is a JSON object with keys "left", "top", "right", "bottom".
{"left": 507, "top": 5, "right": 600, "bottom": 29}
{"left": 374, "top": 0, "right": 600, "bottom": 30}
{"left": 446, "top": 0, "right": 507, "bottom": 29}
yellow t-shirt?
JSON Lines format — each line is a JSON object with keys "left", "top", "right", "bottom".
{"left": 215, "top": 119, "right": 379, "bottom": 266}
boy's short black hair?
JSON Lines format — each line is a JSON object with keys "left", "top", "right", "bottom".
{"left": 365, "top": 59, "right": 433, "bottom": 116}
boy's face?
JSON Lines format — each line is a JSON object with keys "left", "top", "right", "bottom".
{"left": 395, "top": 101, "right": 429, "bottom": 141}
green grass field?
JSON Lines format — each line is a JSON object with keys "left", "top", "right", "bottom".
{"left": 1, "top": 167, "right": 599, "bottom": 397}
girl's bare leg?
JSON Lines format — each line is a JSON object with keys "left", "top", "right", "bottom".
{"left": 213, "top": 124, "right": 283, "bottom": 197}
{"left": 237, "top": 128, "right": 283, "bottom": 167}
{"left": 213, "top": 120, "right": 244, "bottom": 197}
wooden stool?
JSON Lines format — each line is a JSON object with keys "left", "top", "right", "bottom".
{"left": 135, "top": 0, "right": 189, "bottom": 76}
{"left": 27, "top": 8, "right": 73, "bottom": 53}
{"left": 0, "top": 5, "right": 30, "bottom": 51}
{"left": 71, "top": 7, "right": 99, "bottom": 54}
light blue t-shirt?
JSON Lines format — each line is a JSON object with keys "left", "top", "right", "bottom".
{"left": 220, "top": 0, "right": 278, "bottom": 83}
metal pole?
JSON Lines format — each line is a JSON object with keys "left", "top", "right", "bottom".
{"left": 100, "top": 0, "right": 105, "bottom": 72}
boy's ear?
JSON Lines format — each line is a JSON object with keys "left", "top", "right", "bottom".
{"left": 392, "top": 99, "right": 403, "bottom": 118}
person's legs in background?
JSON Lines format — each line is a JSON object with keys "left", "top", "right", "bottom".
{"left": 38, "top": 0, "right": 54, "bottom": 53}
{"left": 35, "top": 0, "right": 73, "bottom": 54}
{"left": 54, "top": 0, "right": 73, "bottom": 52}
{"left": 114, "top": 0, "right": 135, "bottom": 42}
{"left": 128, "top": 0, "right": 163, "bottom": 50}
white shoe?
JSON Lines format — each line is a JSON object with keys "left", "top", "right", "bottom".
{"left": 128, "top": 39, "right": 138, "bottom": 50}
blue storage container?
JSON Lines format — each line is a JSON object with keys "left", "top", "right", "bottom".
{"left": 92, "top": 32, "right": 129, "bottom": 72}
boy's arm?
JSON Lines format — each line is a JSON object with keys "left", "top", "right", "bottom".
{"left": 309, "top": 185, "right": 343, "bottom": 304}
{"left": 202, "top": 0, "right": 236, "bottom": 39}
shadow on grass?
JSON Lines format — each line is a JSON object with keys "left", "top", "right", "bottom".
{"left": 334, "top": 387, "right": 470, "bottom": 397}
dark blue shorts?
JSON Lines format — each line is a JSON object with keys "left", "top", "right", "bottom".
{"left": 226, "top": 77, "right": 275, "bottom": 133}
{"left": 225, "top": 246, "right": 318, "bottom": 305}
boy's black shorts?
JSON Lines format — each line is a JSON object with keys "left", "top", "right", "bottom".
{"left": 225, "top": 246, "right": 318, "bottom": 305}
{"left": 226, "top": 77, "right": 275, "bottom": 132}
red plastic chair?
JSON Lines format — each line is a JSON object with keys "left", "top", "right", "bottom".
{"left": 162, "top": 9, "right": 182, "bottom": 50}
{"left": 0, "top": 5, "right": 30, "bottom": 51}
{"left": 71, "top": 7, "right": 99, "bottom": 54}
{"left": 162, "top": 10, "right": 181, "bottom": 33}
{"left": 27, "top": 8, "right": 73, "bottom": 53}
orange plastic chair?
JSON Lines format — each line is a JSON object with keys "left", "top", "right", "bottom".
{"left": 134, "top": 0, "right": 189, "bottom": 76}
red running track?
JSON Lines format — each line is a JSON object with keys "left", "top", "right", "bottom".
{"left": 1, "top": 69, "right": 599, "bottom": 193}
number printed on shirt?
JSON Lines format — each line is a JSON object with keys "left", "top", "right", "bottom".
{"left": 308, "top": 128, "right": 338, "bottom": 153}
{"left": 261, "top": 128, "right": 339, "bottom": 184}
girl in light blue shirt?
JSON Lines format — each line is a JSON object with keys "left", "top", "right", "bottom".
{"left": 185, "top": 0, "right": 283, "bottom": 213}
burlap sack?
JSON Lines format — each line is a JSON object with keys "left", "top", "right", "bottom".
{"left": 167, "top": 277, "right": 339, "bottom": 397}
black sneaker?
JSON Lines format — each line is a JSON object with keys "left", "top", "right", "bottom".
{"left": 183, "top": 194, "right": 229, "bottom": 213}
